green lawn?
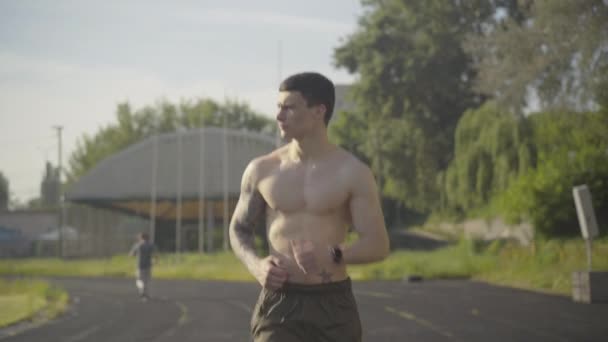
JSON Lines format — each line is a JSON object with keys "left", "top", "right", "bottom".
{"left": 363, "top": 237, "right": 608, "bottom": 294}
{"left": 0, "top": 279, "right": 68, "bottom": 328}
{"left": 474, "top": 238, "right": 608, "bottom": 294}
{"left": 0, "top": 294, "right": 46, "bottom": 327}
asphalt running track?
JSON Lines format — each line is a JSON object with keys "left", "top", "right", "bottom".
{"left": 1, "top": 277, "right": 607, "bottom": 341}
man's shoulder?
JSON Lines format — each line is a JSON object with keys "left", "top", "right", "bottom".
{"left": 335, "top": 147, "right": 371, "bottom": 175}
{"left": 332, "top": 148, "right": 376, "bottom": 192}
{"left": 248, "top": 147, "right": 284, "bottom": 171}
{"left": 243, "top": 147, "right": 283, "bottom": 183}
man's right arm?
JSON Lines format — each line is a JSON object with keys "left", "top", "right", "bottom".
{"left": 129, "top": 243, "right": 138, "bottom": 257}
{"left": 229, "top": 160, "right": 288, "bottom": 289}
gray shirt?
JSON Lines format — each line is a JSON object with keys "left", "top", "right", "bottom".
{"left": 130, "top": 241, "right": 155, "bottom": 269}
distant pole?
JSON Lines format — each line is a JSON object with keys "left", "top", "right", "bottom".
{"left": 53, "top": 125, "right": 64, "bottom": 258}
{"left": 222, "top": 110, "right": 230, "bottom": 250}
{"left": 277, "top": 40, "right": 283, "bottom": 85}
{"left": 198, "top": 124, "right": 206, "bottom": 253}
{"left": 176, "top": 126, "right": 183, "bottom": 257}
{"left": 276, "top": 40, "right": 283, "bottom": 148}
{"left": 149, "top": 119, "right": 159, "bottom": 243}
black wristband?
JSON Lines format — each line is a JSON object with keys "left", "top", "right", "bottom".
{"left": 331, "top": 246, "right": 343, "bottom": 264}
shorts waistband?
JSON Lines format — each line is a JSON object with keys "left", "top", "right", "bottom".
{"left": 275, "top": 278, "right": 352, "bottom": 295}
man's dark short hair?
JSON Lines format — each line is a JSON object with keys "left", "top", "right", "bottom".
{"left": 279, "top": 72, "right": 335, "bottom": 125}
{"left": 139, "top": 232, "right": 149, "bottom": 241}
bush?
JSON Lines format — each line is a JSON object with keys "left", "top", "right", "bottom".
{"left": 497, "top": 111, "right": 608, "bottom": 238}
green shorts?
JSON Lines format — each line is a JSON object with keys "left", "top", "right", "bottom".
{"left": 251, "top": 278, "right": 362, "bottom": 342}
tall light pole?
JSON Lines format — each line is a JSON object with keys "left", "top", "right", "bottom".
{"left": 53, "top": 125, "right": 64, "bottom": 258}
{"left": 149, "top": 119, "right": 159, "bottom": 244}
{"left": 222, "top": 111, "right": 230, "bottom": 250}
{"left": 198, "top": 124, "right": 206, "bottom": 253}
{"left": 176, "top": 125, "right": 184, "bottom": 257}
{"left": 275, "top": 40, "right": 283, "bottom": 148}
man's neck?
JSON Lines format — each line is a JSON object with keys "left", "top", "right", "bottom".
{"left": 288, "top": 130, "right": 334, "bottom": 162}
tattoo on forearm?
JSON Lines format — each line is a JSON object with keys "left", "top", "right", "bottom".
{"left": 231, "top": 182, "right": 266, "bottom": 257}
{"left": 318, "top": 269, "right": 333, "bottom": 283}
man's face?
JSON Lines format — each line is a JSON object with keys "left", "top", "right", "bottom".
{"left": 276, "top": 91, "right": 322, "bottom": 140}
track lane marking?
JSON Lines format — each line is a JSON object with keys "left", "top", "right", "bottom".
{"left": 157, "top": 300, "right": 190, "bottom": 338}
{"left": 355, "top": 290, "right": 394, "bottom": 298}
{"left": 176, "top": 301, "right": 189, "bottom": 326}
{"left": 385, "top": 306, "right": 456, "bottom": 339}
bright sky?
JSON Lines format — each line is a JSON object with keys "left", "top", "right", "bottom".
{"left": 0, "top": 0, "right": 362, "bottom": 203}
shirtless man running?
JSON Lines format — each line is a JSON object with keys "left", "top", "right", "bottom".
{"left": 229, "top": 72, "right": 389, "bottom": 342}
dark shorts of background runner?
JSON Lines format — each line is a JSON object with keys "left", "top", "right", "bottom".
{"left": 251, "top": 278, "right": 362, "bottom": 342}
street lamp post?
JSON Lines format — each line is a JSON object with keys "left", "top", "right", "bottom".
{"left": 222, "top": 111, "right": 229, "bottom": 250}
{"left": 149, "top": 119, "right": 159, "bottom": 244}
{"left": 176, "top": 125, "right": 184, "bottom": 258}
{"left": 198, "top": 125, "right": 206, "bottom": 253}
{"left": 53, "top": 125, "right": 64, "bottom": 258}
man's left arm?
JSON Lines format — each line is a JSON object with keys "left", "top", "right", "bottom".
{"left": 341, "top": 165, "right": 390, "bottom": 264}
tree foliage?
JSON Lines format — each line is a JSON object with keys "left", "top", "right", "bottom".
{"left": 465, "top": 0, "right": 608, "bottom": 112}
{"left": 439, "top": 102, "right": 535, "bottom": 214}
{"left": 498, "top": 110, "right": 608, "bottom": 237}
{"left": 329, "top": 107, "right": 369, "bottom": 163}
{"left": 333, "top": 0, "right": 513, "bottom": 211}
{"left": 0, "top": 171, "right": 8, "bottom": 210}
{"left": 329, "top": 0, "right": 608, "bottom": 237}
{"left": 40, "top": 161, "right": 60, "bottom": 208}
{"left": 67, "top": 98, "right": 275, "bottom": 182}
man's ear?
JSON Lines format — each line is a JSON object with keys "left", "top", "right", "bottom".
{"left": 315, "top": 104, "right": 327, "bottom": 123}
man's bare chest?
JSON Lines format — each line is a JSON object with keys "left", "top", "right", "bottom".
{"left": 258, "top": 166, "right": 350, "bottom": 214}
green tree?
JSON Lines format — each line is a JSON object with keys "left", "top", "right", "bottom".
{"left": 0, "top": 171, "right": 8, "bottom": 210}
{"left": 439, "top": 102, "right": 534, "bottom": 215}
{"left": 466, "top": 0, "right": 608, "bottom": 112}
{"left": 67, "top": 98, "right": 275, "bottom": 182}
{"left": 333, "top": 0, "right": 510, "bottom": 211}
{"left": 499, "top": 110, "right": 608, "bottom": 237}
{"left": 329, "top": 106, "right": 370, "bottom": 163}
{"left": 40, "top": 161, "right": 60, "bottom": 208}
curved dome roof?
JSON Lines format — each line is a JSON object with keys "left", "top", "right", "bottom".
{"left": 66, "top": 127, "right": 276, "bottom": 221}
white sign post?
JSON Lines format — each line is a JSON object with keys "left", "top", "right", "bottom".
{"left": 571, "top": 185, "right": 607, "bottom": 303}
{"left": 572, "top": 184, "right": 599, "bottom": 271}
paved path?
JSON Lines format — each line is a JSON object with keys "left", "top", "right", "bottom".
{"left": 2, "top": 277, "right": 607, "bottom": 341}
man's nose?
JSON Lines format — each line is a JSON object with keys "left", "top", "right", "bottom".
{"left": 276, "top": 109, "right": 285, "bottom": 121}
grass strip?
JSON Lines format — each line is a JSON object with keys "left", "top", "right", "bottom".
{"left": 0, "top": 279, "right": 68, "bottom": 328}
{"left": 1, "top": 238, "right": 606, "bottom": 296}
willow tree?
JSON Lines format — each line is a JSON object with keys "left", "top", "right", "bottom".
{"left": 439, "top": 102, "right": 534, "bottom": 214}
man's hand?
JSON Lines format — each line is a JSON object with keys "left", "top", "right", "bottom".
{"left": 255, "top": 255, "right": 289, "bottom": 290}
{"left": 290, "top": 239, "right": 319, "bottom": 275}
